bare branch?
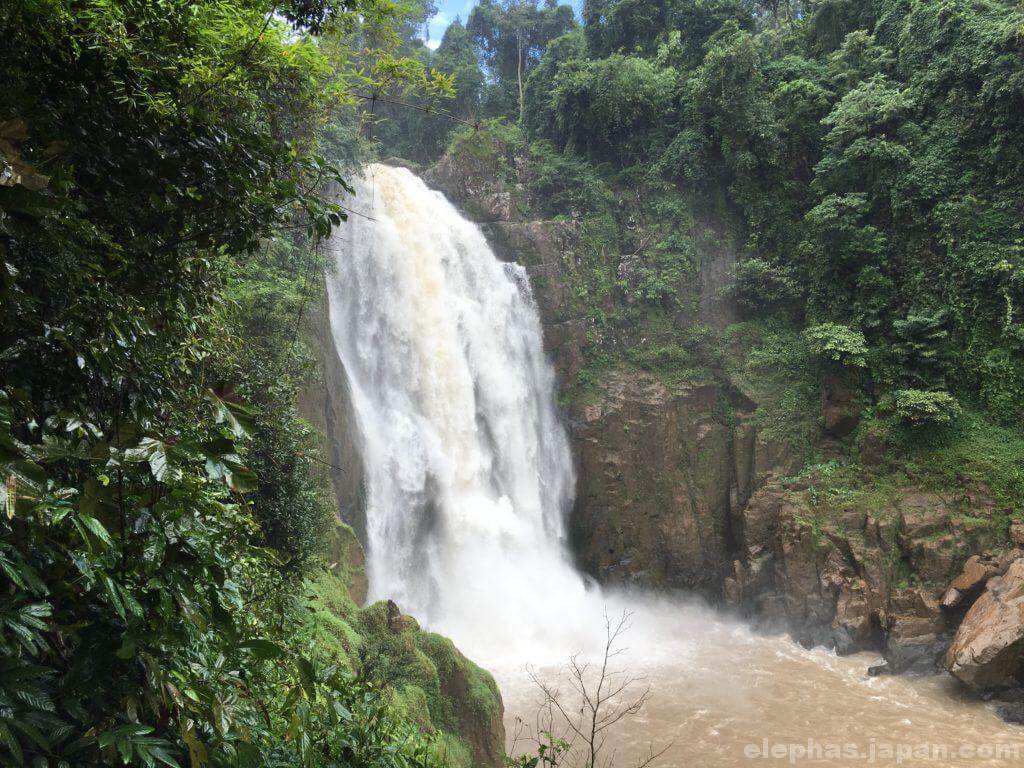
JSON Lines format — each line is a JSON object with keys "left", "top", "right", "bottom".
{"left": 515, "top": 609, "right": 666, "bottom": 768}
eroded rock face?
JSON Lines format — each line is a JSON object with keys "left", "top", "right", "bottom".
{"left": 424, "top": 152, "right": 520, "bottom": 223}
{"left": 946, "top": 558, "right": 1024, "bottom": 691}
{"left": 570, "top": 369, "right": 732, "bottom": 590}
{"left": 725, "top": 482, "right": 1003, "bottom": 669}
{"left": 298, "top": 294, "right": 367, "bottom": 539}
{"left": 821, "top": 374, "right": 861, "bottom": 438}
{"left": 482, "top": 219, "right": 589, "bottom": 381}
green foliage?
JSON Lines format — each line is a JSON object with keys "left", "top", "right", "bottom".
{"left": 723, "top": 321, "right": 818, "bottom": 455}
{"left": 894, "top": 411, "right": 1024, "bottom": 513}
{"left": 547, "top": 54, "right": 676, "bottom": 161}
{"left": 0, "top": 0, "right": 464, "bottom": 765}
{"left": 526, "top": 140, "right": 615, "bottom": 217}
{"left": 890, "top": 389, "right": 962, "bottom": 428}
{"left": 455, "top": 0, "right": 1024, "bottom": 463}
{"left": 975, "top": 348, "right": 1024, "bottom": 427}
{"left": 449, "top": 118, "right": 525, "bottom": 182}
{"left": 733, "top": 257, "right": 803, "bottom": 311}
{"left": 803, "top": 323, "right": 868, "bottom": 368}
{"left": 218, "top": 234, "right": 338, "bottom": 568}
{"left": 468, "top": 0, "right": 576, "bottom": 118}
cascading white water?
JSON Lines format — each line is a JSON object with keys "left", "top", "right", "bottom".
{"left": 326, "top": 163, "right": 611, "bottom": 664}
{"left": 326, "top": 165, "right": 1024, "bottom": 766}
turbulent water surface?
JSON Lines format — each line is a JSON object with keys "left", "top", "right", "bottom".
{"left": 327, "top": 164, "right": 1023, "bottom": 766}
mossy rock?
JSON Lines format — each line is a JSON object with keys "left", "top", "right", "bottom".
{"left": 326, "top": 519, "right": 368, "bottom": 604}
{"left": 298, "top": 574, "right": 505, "bottom": 768}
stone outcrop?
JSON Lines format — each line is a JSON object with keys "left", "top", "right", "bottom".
{"left": 725, "top": 483, "right": 1005, "bottom": 672}
{"left": 483, "top": 219, "right": 590, "bottom": 381}
{"left": 424, "top": 151, "right": 521, "bottom": 224}
{"left": 571, "top": 370, "right": 733, "bottom": 591}
{"left": 821, "top": 374, "right": 861, "bottom": 438}
{"left": 946, "top": 558, "right": 1024, "bottom": 691}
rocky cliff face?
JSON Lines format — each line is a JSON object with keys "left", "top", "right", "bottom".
{"left": 426, "top": 142, "right": 758, "bottom": 595}
{"left": 724, "top": 482, "right": 1012, "bottom": 671}
{"left": 297, "top": 292, "right": 366, "bottom": 540}
{"left": 572, "top": 371, "right": 732, "bottom": 591}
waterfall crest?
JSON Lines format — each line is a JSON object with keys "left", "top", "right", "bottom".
{"left": 326, "top": 164, "right": 605, "bottom": 663}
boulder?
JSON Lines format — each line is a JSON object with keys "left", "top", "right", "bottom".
{"left": 946, "top": 558, "right": 1024, "bottom": 690}
{"left": 883, "top": 588, "right": 946, "bottom": 672}
{"left": 831, "top": 580, "right": 875, "bottom": 654}
{"left": 942, "top": 554, "right": 1002, "bottom": 610}
{"left": 859, "top": 427, "right": 888, "bottom": 468}
{"left": 424, "top": 151, "right": 519, "bottom": 223}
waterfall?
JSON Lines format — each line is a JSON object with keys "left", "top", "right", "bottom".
{"left": 326, "top": 164, "right": 608, "bottom": 663}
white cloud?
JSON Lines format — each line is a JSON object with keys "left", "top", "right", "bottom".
{"left": 423, "top": 11, "right": 450, "bottom": 48}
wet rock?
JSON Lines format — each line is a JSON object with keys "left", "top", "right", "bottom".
{"left": 995, "top": 701, "right": 1024, "bottom": 725}
{"left": 385, "top": 600, "right": 421, "bottom": 633}
{"left": 946, "top": 558, "right": 1024, "bottom": 691}
{"left": 985, "top": 689, "right": 1024, "bottom": 724}
{"left": 727, "top": 481, "right": 1007, "bottom": 665}
{"left": 883, "top": 588, "right": 946, "bottom": 672}
{"left": 733, "top": 419, "right": 757, "bottom": 510}
{"left": 695, "top": 213, "right": 740, "bottom": 331}
{"left": 942, "top": 554, "right": 1002, "bottom": 610}
{"left": 482, "top": 220, "right": 588, "bottom": 381}
{"left": 739, "top": 486, "right": 784, "bottom": 554}
{"left": 832, "top": 580, "right": 874, "bottom": 654}
{"left": 424, "top": 152, "right": 518, "bottom": 223}
{"left": 885, "top": 634, "right": 947, "bottom": 674}
{"left": 571, "top": 370, "right": 731, "bottom": 592}
{"left": 898, "top": 491, "right": 983, "bottom": 584}
{"left": 298, "top": 293, "right": 367, "bottom": 540}
{"left": 859, "top": 427, "right": 888, "bottom": 468}
{"left": 821, "top": 374, "right": 861, "bottom": 438}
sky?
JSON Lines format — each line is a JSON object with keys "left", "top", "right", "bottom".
{"left": 423, "top": 0, "right": 584, "bottom": 49}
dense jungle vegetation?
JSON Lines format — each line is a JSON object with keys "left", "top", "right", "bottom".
{"left": 0, "top": 1, "right": 489, "bottom": 766}
{"left": 381, "top": 0, "right": 1024, "bottom": 514}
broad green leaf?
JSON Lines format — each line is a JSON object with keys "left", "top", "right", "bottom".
{"left": 235, "top": 639, "right": 286, "bottom": 661}
{"left": 77, "top": 513, "right": 113, "bottom": 547}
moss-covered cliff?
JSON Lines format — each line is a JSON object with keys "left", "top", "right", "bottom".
{"left": 297, "top": 534, "right": 506, "bottom": 768}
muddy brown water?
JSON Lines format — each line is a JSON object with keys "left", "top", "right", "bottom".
{"left": 494, "top": 603, "right": 1024, "bottom": 768}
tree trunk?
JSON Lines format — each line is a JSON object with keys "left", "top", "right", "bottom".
{"left": 517, "top": 33, "right": 524, "bottom": 123}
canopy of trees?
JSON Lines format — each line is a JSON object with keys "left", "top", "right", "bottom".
{"left": 0, "top": 1, "right": 456, "bottom": 765}
{"left": 380, "top": 0, "right": 1024, "bottom": 431}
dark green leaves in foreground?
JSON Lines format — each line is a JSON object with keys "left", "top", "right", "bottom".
{"left": 0, "top": 0, "right": 447, "bottom": 765}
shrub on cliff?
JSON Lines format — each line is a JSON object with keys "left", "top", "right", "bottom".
{"left": 804, "top": 323, "right": 869, "bottom": 369}
{"left": 890, "top": 389, "right": 963, "bottom": 428}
